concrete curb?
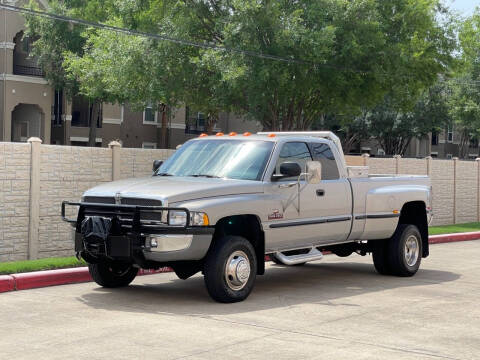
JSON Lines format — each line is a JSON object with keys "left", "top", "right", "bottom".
{"left": 428, "top": 231, "right": 480, "bottom": 244}
{"left": 1, "top": 232, "right": 479, "bottom": 294}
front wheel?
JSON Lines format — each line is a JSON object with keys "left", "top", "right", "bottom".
{"left": 203, "top": 236, "right": 257, "bottom": 303}
{"left": 88, "top": 261, "right": 138, "bottom": 288}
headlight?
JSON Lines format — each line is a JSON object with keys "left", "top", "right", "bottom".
{"left": 168, "top": 211, "right": 209, "bottom": 226}
{"left": 168, "top": 210, "right": 188, "bottom": 226}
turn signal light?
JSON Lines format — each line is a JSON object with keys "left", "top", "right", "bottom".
{"left": 216, "top": 132, "right": 224, "bottom": 136}
{"left": 229, "top": 132, "right": 237, "bottom": 136}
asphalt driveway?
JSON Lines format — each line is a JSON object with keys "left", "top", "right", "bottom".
{"left": 0, "top": 241, "right": 478, "bottom": 360}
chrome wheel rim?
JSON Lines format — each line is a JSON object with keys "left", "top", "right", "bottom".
{"left": 404, "top": 235, "right": 420, "bottom": 267}
{"left": 225, "top": 250, "right": 251, "bottom": 291}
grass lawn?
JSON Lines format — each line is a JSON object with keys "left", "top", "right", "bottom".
{"left": 429, "top": 222, "right": 480, "bottom": 236}
{"left": 0, "top": 256, "right": 85, "bottom": 275}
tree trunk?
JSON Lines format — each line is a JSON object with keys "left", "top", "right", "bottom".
{"left": 88, "top": 101, "right": 101, "bottom": 147}
{"left": 159, "top": 104, "right": 168, "bottom": 148}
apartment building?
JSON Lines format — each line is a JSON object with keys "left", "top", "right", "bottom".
{"left": 0, "top": 1, "right": 260, "bottom": 149}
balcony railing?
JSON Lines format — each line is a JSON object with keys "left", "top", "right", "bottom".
{"left": 13, "top": 64, "right": 45, "bottom": 77}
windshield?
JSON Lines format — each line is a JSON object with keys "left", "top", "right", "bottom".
{"left": 156, "top": 139, "right": 274, "bottom": 181}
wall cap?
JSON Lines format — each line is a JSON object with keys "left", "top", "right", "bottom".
{"left": 108, "top": 141, "right": 122, "bottom": 148}
{"left": 27, "top": 137, "right": 43, "bottom": 144}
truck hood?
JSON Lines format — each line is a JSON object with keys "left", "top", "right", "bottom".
{"left": 83, "top": 176, "right": 264, "bottom": 204}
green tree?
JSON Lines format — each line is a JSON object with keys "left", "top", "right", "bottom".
{"left": 448, "top": 9, "right": 480, "bottom": 158}
{"left": 25, "top": 0, "right": 119, "bottom": 146}
{"left": 26, "top": 0, "right": 457, "bottom": 142}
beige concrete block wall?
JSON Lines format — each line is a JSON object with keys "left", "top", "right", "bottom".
{"left": 398, "top": 158, "right": 428, "bottom": 175}
{"left": 1, "top": 150, "right": 480, "bottom": 261}
{"left": 0, "top": 141, "right": 176, "bottom": 261}
{"left": 120, "top": 148, "right": 175, "bottom": 179}
{"left": 368, "top": 158, "right": 396, "bottom": 174}
{"left": 455, "top": 160, "right": 478, "bottom": 224}
{"left": 430, "top": 160, "right": 455, "bottom": 226}
{"left": 0, "top": 143, "right": 31, "bottom": 261}
{"left": 38, "top": 145, "right": 113, "bottom": 258}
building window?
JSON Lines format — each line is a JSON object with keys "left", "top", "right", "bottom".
{"left": 430, "top": 152, "right": 438, "bottom": 158}
{"left": 446, "top": 153, "right": 453, "bottom": 159}
{"left": 431, "top": 132, "right": 438, "bottom": 146}
{"left": 447, "top": 126, "right": 453, "bottom": 143}
{"left": 185, "top": 107, "right": 206, "bottom": 134}
{"left": 469, "top": 137, "right": 478, "bottom": 148}
{"left": 143, "top": 104, "right": 157, "bottom": 124}
{"left": 142, "top": 142, "right": 157, "bottom": 149}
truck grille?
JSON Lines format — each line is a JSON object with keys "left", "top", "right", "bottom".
{"left": 83, "top": 197, "right": 162, "bottom": 206}
{"left": 83, "top": 197, "right": 163, "bottom": 222}
{"left": 83, "top": 196, "right": 115, "bottom": 204}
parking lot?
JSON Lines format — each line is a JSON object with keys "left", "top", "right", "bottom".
{"left": 0, "top": 241, "right": 479, "bottom": 360}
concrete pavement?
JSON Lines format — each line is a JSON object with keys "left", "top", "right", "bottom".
{"left": 0, "top": 241, "right": 479, "bottom": 360}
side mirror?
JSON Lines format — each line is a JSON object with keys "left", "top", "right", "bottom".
{"left": 272, "top": 162, "right": 302, "bottom": 181}
{"left": 306, "top": 161, "right": 322, "bottom": 184}
{"left": 153, "top": 160, "right": 163, "bottom": 173}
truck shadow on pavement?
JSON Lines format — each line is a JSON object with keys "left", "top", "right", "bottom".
{"left": 77, "top": 260, "right": 460, "bottom": 316}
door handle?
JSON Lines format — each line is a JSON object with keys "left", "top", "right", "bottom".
{"left": 279, "top": 182, "right": 297, "bottom": 189}
{"left": 316, "top": 189, "right": 325, "bottom": 197}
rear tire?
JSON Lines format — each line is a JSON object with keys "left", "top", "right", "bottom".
{"left": 88, "top": 262, "right": 138, "bottom": 288}
{"left": 388, "top": 224, "right": 422, "bottom": 277}
{"left": 372, "top": 241, "right": 391, "bottom": 275}
{"left": 203, "top": 236, "right": 257, "bottom": 303}
{"left": 372, "top": 224, "right": 422, "bottom": 277}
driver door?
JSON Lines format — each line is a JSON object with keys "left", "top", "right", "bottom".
{"left": 265, "top": 142, "right": 325, "bottom": 250}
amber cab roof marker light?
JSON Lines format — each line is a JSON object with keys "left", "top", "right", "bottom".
{"left": 243, "top": 132, "right": 252, "bottom": 136}
{"left": 199, "top": 133, "right": 208, "bottom": 137}
{"left": 267, "top": 133, "right": 276, "bottom": 138}
{"left": 216, "top": 132, "right": 224, "bottom": 136}
{"left": 229, "top": 132, "right": 237, "bottom": 136}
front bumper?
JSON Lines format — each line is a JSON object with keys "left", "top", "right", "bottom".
{"left": 64, "top": 201, "right": 214, "bottom": 263}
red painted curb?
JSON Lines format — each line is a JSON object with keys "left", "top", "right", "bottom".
{"left": 428, "top": 231, "right": 480, "bottom": 244}
{"left": 0, "top": 275, "right": 15, "bottom": 293}
{"left": 11, "top": 267, "right": 92, "bottom": 291}
{"left": 1, "top": 231, "right": 479, "bottom": 294}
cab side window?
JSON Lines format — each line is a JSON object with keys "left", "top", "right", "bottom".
{"left": 275, "top": 142, "right": 312, "bottom": 180}
{"left": 309, "top": 143, "right": 340, "bottom": 180}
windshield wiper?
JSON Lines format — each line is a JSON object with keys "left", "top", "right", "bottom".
{"left": 155, "top": 172, "right": 173, "bottom": 176}
{"left": 191, "top": 174, "right": 222, "bottom": 178}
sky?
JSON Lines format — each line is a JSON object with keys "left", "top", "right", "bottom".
{"left": 449, "top": 0, "right": 479, "bottom": 16}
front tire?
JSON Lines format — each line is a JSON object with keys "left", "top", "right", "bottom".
{"left": 203, "top": 236, "right": 257, "bottom": 303}
{"left": 88, "top": 261, "right": 138, "bottom": 288}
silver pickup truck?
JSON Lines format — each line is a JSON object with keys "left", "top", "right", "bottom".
{"left": 62, "top": 131, "right": 432, "bottom": 303}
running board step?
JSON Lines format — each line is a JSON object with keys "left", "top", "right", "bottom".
{"left": 273, "top": 248, "right": 323, "bottom": 265}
